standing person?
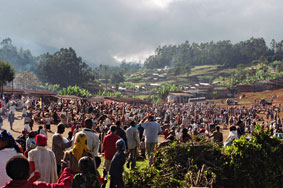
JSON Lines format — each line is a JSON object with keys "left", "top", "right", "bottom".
{"left": 75, "top": 118, "right": 100, "bottom": 157}
{"left": 0, "top": 115, "right": 3, "bottom": 130}
{"left": 102, "top": 126, "right": 120, "bottom": 172}
{"left": 140, "top": 116, "right": 162, "bottom": 166}
{"left": 28, "top": 134, "right": 58, "bottom": 183}
{"left": 43, "top": 113, "right": 52, "bottom": 133}
{"left": 0, "top": 130, "right": 22, "bottom": 187}
{"left": 8, "top": 111, "right": 14, "bottom": 130}
{"left": 2, "top": 155, "right": 73, "bottom": 188}
{"left": 126, "top": 121, "right": 140, "bottom": 169}
{"left": 116, "top": 121, "right": 127, "bottom": 149}
{"left": 52, "top": 124, "right": 72, "bottom": 176}
{"left": 224, "top": 126, "right": 238, "bottom": 147}
{"left": 109, "top": 139, "right": 126, "bottom": 188}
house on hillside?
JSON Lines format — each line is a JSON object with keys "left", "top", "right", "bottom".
{"left": 167, "top": 92, "right": 194, "bottom": 103}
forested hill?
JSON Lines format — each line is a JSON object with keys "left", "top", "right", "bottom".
{"left": 0, "top": 38, "right": 37, "bottom": 72}
{"left": 144, "top": 38, "right": 283, "bottom": 69}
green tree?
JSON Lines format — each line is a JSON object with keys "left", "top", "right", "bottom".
{"left": 110, "top": 71, "right": 124, "bottom": 90}
{"left": 0, "top": 61, "right": 15, "bottom": 94}
{"left": 37, "top": 48, "right": 93, "bottom": 87}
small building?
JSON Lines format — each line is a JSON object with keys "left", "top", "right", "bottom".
{"left": 167, "top": 92, "right": 194, "bottom": 103}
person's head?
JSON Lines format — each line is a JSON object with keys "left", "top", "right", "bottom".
{"left": 85, "top": 118, "right": 93, "bottom": 129}
{"left": 36, "top": 134, "right": 47, "bottom": 147}
{"left": 148, "top": 116, "right": 154, "bottom": 121}
{"left": 0, "top": 130, "right": 21, "bottom": 152}
{"left": 116, "top": 121, "right": 121, "bottom": 128}
{"left": 38, "top": 126, "right": 43, "bottom": 131}
{"left": 78, "top": 156, "right": 96, "bottom": 175}
{"left": 28, "top": 131, "right": 36, "bottom": 138}
{"left": 230, "top": 125, "right": 237, "bottom": 131}
{"left": 182, "top": 128, "right": 188, "bottom": 135}
{"left": 130, "top": 121, "right": 135, "bottom": 127}
{"left": 68, "top": 131, "right": 73, "bottom": 139}
{"left": 57, "top": 123, "right": 65, "bottom": 134}
{"left": 110, "top": 125, "right": 117, "bottom": 134}
{"left": 116, "top": 138, "right": 126, "bottom": 152}
{"left": 216, "top": 126, "right": 220, "bottom": 132}
{"left": 6, "top": 155, "right": 30, "bottom": 180}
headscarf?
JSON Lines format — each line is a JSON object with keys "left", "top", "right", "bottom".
{"left": 72, "top": 133, "right": 90, "bottom": 161}
{"left": 36, "top": 134, "right": 47, "bottom": 146}
{"left": 0, "top": 130, "right": 21, "bottom": 153}
{"left": 116, "top": 138, "right": 126, "bottom": 152}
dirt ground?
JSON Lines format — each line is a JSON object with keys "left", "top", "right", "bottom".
{"left": 1, "top": 89, "right": 283, "bottom": 148}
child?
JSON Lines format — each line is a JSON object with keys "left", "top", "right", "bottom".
{"left": 109, "top": 139, "right": 126, "bottom": 188}
{"left": 72, "top": 156, "right": 101, "bottom": 188}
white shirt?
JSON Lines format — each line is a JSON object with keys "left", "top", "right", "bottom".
{"left": 28, "top": 146, "right": 58, "bottom": 183}
{"left": 142, "top": 121, "right": 162, "bottom": 143}
{"left": 126, "top": 126, "right": 140, "bottom": 150}
{"left": 0, "top": 148, "right": 18, "bottom": 186}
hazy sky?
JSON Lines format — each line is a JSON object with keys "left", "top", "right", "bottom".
{"left": 0, "top": 0, "right": 282, "bottom": 66}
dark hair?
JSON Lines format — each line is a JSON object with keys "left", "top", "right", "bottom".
{"left": 85, "top": 118, "right": 93, "bottom": 129}
{"left": 6, "top": 155, "right": 30, "bottom": 180}
{"left": 0, "top": 130, "right": 21, "bottom": 153}
{"left": 130, "top": 121, "right": 135, "bottom": 127}
{"left": 110, "top": 125, "right": 117, "bottom": 132}
{"left": 116, "top": 121, "right": 121, "bottom": 127}
{"left": 79, "top": 156, "right": 96, "bottom": 175}
{"left": 216, "top": 126, "right": 220, "bottom": 131}
{"left": 57, "top": 123, "right": 65, "bottom": 134}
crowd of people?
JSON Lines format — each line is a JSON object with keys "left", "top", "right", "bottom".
{"left": 0, "top": 95, "right": 282, "bottom": 188}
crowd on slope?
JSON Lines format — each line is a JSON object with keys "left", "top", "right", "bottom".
{"left": 0, "top": 96, "right": 282, "bottom": 188}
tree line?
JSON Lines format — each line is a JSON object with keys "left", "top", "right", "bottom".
{"left": 144, "top": 37, "right": 283, "bottom": 70}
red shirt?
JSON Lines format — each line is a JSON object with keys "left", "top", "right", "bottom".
{"left": 2, "top": 168, "right": 73, "bottom": 188}
{"left": 102, "top": 134, "right": 120, "bottom": 160}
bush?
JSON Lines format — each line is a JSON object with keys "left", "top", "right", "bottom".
{"left": 124, "top": 131, "right": 283, "bottom": 188}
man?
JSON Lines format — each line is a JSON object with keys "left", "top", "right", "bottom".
{"left": 2, "top": 155, "right": 73, "bottom": 188}
{"left": 102, "top": 126, "right": 120, "bottom": 172}
{"left": 212, "top": 126, "right": 223, "bottom": 146}
{"left": 8, "top": 111, "right": 14, "bottom": 130}
{"left": 126, "top": 121, "right": 140, "bottom": 169}
{"left": 28, "top": 134, "right": 58, "bottom": 183}
{"left": 75, "top": 118, "right": 100, "bottom": 157}
{"left": 115, "top": 121, "right": 127, "bottom": 149}
{"left": 52, "top": 123, "right": 72, "bottom": 176}
{"left": 140, "top": 116, "right": 162, "bottom": 166}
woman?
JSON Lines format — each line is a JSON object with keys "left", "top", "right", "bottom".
{"left": 0, "top": 130, "right": 22, "bottom": 186}
{"left": 62, "top": 133, "right": 92, "bottom": 174}
{"left": 72, "top": 156, "right": 101, "bottom": 188}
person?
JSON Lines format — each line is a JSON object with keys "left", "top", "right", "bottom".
{"left": 75, "top": 118, "right": 100, "bottom": 157}
{"left": 8, "top": 111, "right": 14, "bottom": 130}
{"left": 26, "top": 131, "right": 37, "bottom": 153}
{"left": 37, "top": 126, "right": 47, "bottom": 138}
{"left": 62, "top": 133, "right": 92, "bottom": 174}
{"left": 43, "top": 113, "right": 52, "bottom": 132}
{"left": 52, "top": 124, "right": 72, "bottom": 176}
{"left": 0, "top": 130, "right": 22, "bottom": 186}
{"left": 0, "top": 115, "right": 3, "bottom": 130}
{"left": 109, "top": 139, "right": 126, "bottom": 188}
{"left": 115, "top": 121, "right": 127, "bottom": 149}
{"left": 28, "top": 134, "right": 58, "bottom": 183}
{"left": 2, "top": 155, "right": 73, "bottom": 188}
{"left": 125, "top": 121, "right": 140, "bottom": 169}
{"left": 224, "top": 126, "right": 238, "bottom": 147}
{"left": 102, "top": 126, "right": 120, "bottom": 172}
{"left": 72, "top": 156, "right": 101, "bottom": 188}
{"left": 180, "top": 128, "right": 190, "bottom": 143}
{"left": 140, "top": 116, "right": 162, "bottom": 166}
{"left": 212, "top": 126, "right": 223, "bottom": 146}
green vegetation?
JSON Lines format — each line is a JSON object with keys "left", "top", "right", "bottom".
{"left": 124, "top": 129, "right": 283, "bottom": 188}
{"left": 0, "top": 61, "right": 15, "bottom": 93}
{"left": 58, "top": 85, "right": 92, "bottom": 98}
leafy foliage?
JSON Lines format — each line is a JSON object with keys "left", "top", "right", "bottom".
{"left": 124, "top": 130, "right": 283, "bottom": 188}
{"left": 14, "top": 70, "right": 41, "bottom": 89}
{"left": 0, "top": 61, "right": 15, "bottom": 86}
{"left": 58, "top": 85, "right": 92, "bottom": 98}
{"left": 37, "top": 48, "right": 93, "bottom": 87}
